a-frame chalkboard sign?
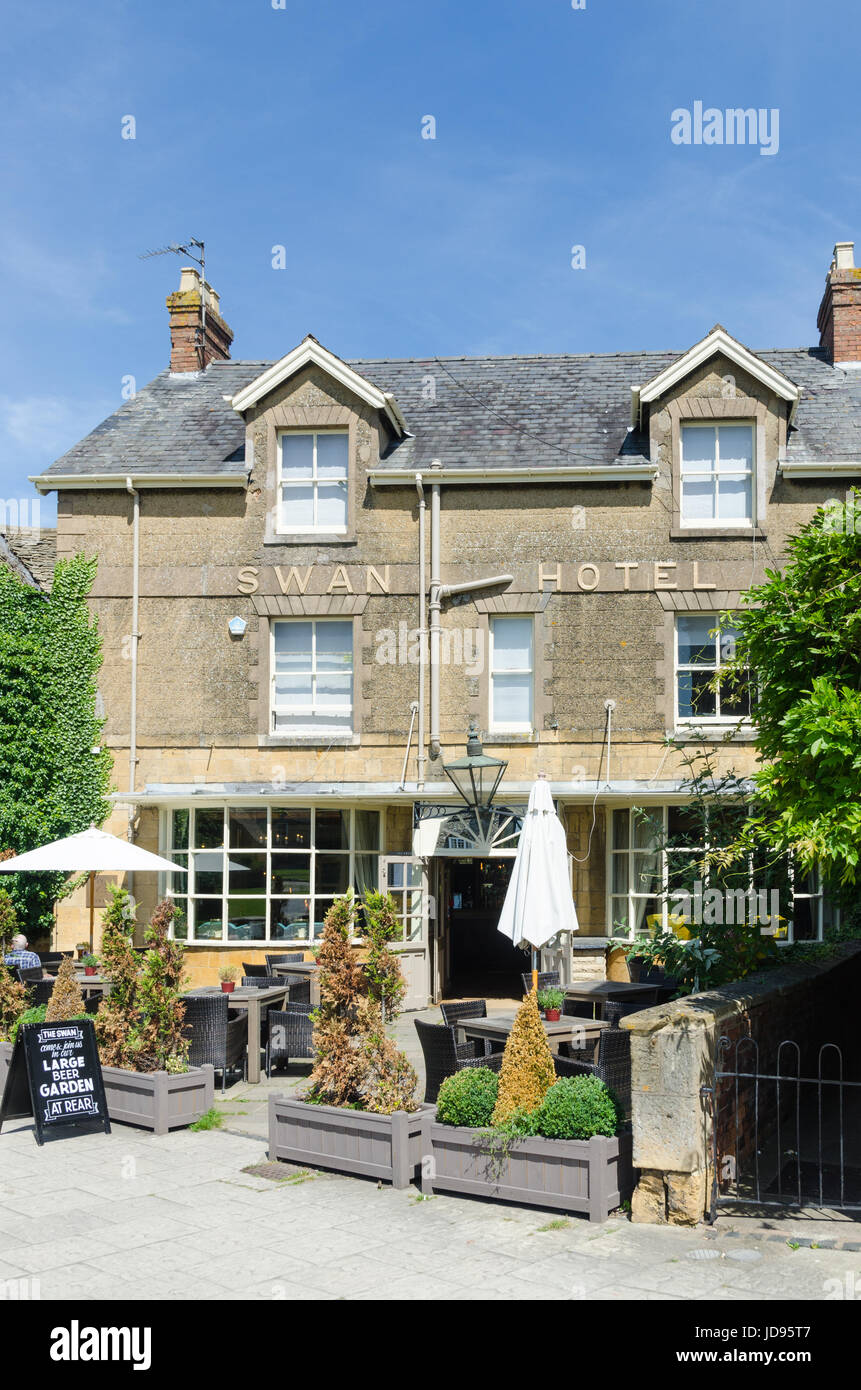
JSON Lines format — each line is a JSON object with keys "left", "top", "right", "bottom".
{"left": 0, "top": 1018, "right": 111, "bottom": 1145}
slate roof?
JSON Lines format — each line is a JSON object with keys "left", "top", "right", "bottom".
{"left": 40, "top": 345, "right": 861, "bottom": 481}
{"left": 0, "top": 529, "right": 57, "bottom": 589}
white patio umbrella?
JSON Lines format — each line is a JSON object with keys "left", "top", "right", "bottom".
{"left": 497, "top": 777, "right": 579, "bottom": 986}
{"left": 0, "top": 825, "right": 186, "bottom": 950}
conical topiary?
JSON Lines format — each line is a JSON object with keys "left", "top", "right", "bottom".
{"left": 491, "top": 987, "right": 556, "bottom": 1125}
{"left": 45, "top": 955, "right": 86, "bottom": 1022}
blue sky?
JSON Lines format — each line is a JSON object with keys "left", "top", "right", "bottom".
{"left": 1, "top": 0, "right": 858, "bottom": 522}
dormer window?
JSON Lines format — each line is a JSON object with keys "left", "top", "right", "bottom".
{"left": 680, "top": 422, "right": 753, "bottom": 527}
{"left": 278, "top": 430, "right": 348, "bottom": 534}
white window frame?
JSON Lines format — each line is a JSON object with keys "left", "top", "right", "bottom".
{"left": 489, "top": 615, "right": 534, "bottom": 733}
{"left": 674, "top": 614, "right": 752, "bottom": 727}
{"left": 680, "top": 420, "right": 755, "bottom": 529}
{"left": 606, "top": 804, "right": 835, "bottom": 945}
{"left": 161, "top": 804, "right": 382, "bottom": 945}
{"left": 277, "top": 429, "right": 348, "bottom": 535}
{"left": 271, "top": 618, "right": 353, "bottom": 735}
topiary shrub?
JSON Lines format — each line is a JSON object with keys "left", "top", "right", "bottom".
{"left": 436, "top": 1066, "right": 499, "bottom": 1128}
{"left": 534, "top": 1076, "right": 619, "bottom": 1140}
{"left": 491, "top": 987, "right": 556, "bottom": 1125}
{"left": 45, "top": 955, "right": 85, "bottom": 1022}
{"left": 0, "top": 962, "right": 27, "bottom": 1042}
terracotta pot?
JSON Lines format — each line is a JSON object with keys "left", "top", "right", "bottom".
{"left": 221, "top": 981, "right": 236, "bottom": 994}
{"left": 545, "top": 1008, "right": 560, "bottom": 1022}
{"left": 84, "top": 966, "right": 97, "bottom": 977}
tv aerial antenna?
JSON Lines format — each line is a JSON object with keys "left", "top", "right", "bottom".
{"left": 139, "top": 238, "right": 207, "bottom": 367}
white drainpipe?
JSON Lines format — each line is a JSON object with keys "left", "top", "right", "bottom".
{"left": 125, "top": 478, "right": 141, "bottom": 862}
{"left": 415, "top": 473, "right": 427, "bottom": 789}
{"left": 428, "top": 461, "right": 442, "bottom": 760}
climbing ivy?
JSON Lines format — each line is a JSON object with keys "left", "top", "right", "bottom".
{"left": 0, "top": 555, "right": 113, "bottom": 938}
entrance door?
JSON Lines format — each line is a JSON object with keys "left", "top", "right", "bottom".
{"left": 441, "top": 857, "right": 525, "bottom": 999}
{"left": 380, "top": 856, "right": 430, "bottom": 1011}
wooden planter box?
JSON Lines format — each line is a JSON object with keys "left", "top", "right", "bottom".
{"left": 424, "top": 1121, "right": 634, "bottom": 1223}
{"left": 101, "top": 1064, "right": 215, "bottom": 1135}
{"left": 268, "top": 1094, "right": 429, "bottom": 1189}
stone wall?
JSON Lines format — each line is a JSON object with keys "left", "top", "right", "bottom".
{"left": 624, "top": 943, "right": 861, "bottom": 1226}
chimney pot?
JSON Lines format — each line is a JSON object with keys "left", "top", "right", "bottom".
{"left": 834, "top": 241, "right": 855, "bottom": 270}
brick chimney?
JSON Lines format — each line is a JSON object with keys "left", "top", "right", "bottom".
{"left": 817, "top": 241, "right": 861, "bottom": 365}
{"left": 166, "top": 266, "right": 233, "bottom": 373}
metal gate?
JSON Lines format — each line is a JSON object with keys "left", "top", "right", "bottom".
{"left": 705, "top": 1034, "right": 861, "bottom": 1220}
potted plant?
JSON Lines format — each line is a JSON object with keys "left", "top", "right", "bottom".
{"left": 81, "top": 953, "right": 99, "bottom": 977}
{"left": 93, "top": 886, "right": 213, "bottom": 1133}
{"left": 424, "top": 988, "right": 633, "bottom": 1222}
{"left": 219, "top": 965, "right": 237, "bottom": 994}
{"left": 269, "top": 890, "right": 426, "bottom": 1188}
{"left": 537, "top": 986, "right": 564, "bottom": 1021}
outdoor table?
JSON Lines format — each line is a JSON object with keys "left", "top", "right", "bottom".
{"left": 457, "top": 1012, "right": 608, "bottom": 1056}
{"left": 271, "top": 960, "right": 320, "bottom": 1005}
{"left": 187, "top": 984, "right": 289, "bottom": 1083}
{"left": 72, "top": 973, "right": 113, "bottom": 996}
{"left": 563, "top": 980, "right": 659, "bottom": 1020}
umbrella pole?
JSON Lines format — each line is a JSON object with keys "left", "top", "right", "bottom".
{"left": 532, "top": 949, "right": 538, "bottom": 992}
{"left": 89, "top": 871, "right": 95, "bottom": 953}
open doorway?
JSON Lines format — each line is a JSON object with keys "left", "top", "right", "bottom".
{"left": 440, "top": 857, "right": 526, "bottom": 999}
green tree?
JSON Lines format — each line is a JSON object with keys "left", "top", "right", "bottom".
{"left": 723, "top": 493, "right": 861, "bottom": 888}
{"left": 0, "top": 555, "right": 113, "bottom": 936}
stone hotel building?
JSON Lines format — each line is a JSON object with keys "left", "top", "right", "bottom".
{"left": 33, "top": 245, "right": 861, "bottom": 999}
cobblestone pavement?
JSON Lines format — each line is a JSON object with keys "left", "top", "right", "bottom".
{"left": 1, "top": 1002, "right": 858, "bottom": 1301}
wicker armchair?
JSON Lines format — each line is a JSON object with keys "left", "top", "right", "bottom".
{"left": 240, "top": 975, "right": 285, "bottom": 989}
{"left": 38, "top": 952, "right": 70, "bottom": 973}
{"left": 265, "top": 953, "right": 304, "bottom": 972}
{"left": 603, "top": 993, "right": 658, "bottom": 1028}
{"left": 520, "top": 970, "right": 560, "bottom": 996}
{"left": 286, "top": 978, "right": 311, "bottom": 1004}
{"left": 17, "top": 966, "right": 45, "bottom": 983}
{"left": 182, "top": 994, "right": 247, "bottom": 1093}
{"left": 26, "top": 979, "right": 55, "bottom": 1008}
{"left": 439, "top": 1000, "right": 492, "bottom": 1055}
{"left": 242, "top": 962, "right": 268, "bottom": 977}
{"left": 414, "top": 1018, "right": 504, "bottom": 1104}
{"left": 562, "top": 997, "right": 593, "bottom": 1019}
{"left": 553, "top": 1028, "right": 631, "bottom": 1116}
{"left": 265, "top": 1003, "right": 315, "bottom": 1076}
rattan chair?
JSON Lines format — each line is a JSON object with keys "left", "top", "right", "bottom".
{"left": 439, "top": 1000, "right": 492, "bottom": 1055}
{"left": 182, "top": 994, "right": 247, "bottom": 1093}
{"left": 265, "top": 1003, "right": 315, "bottom": 1076}
{"left": 603, "top": 992, "right": 659, "bottom": 1028}
{"left": 242, "top": 962, "right": 268, "bottom": 977}
{"left": 265, "top": 952, "right": 304, "bottom": 972}
{"left": 286, "top": 978, "right": 311, "bottom": 1004}
{"left": 553, "top": 1028, "right": 631, "bottom": 1116}
{"left": 17, "top": 966, "right": 45, "bottom": 983}
{"left": 38, "top": 952, "right": 70, "bottom": 972}
{"left": 520, "top": 970, "right": 560, "bottom": 996}
{"left": 562, "top": 997, "right": 593, "bottom": 1019}
{"left": 440, "top": 999, "right": 487, "bottom": 1027}
{"left": 414, "top": 1018, "right": 504, "bottom": 1104}
{"left": 240, "top": 974, "right": 285, "bottom": 989}
{"left": 26, "top": 979, "right": 55, "bottom": 1008}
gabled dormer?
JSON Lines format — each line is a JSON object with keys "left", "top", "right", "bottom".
{"left": 632, "top": 325, "right": 801, "bottom": 538}
{"left": 229, "top": 335, "right": 407, "bottom": 546}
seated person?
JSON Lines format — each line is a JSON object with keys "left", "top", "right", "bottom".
{"left": 3, "top": 934, "right": 42, "bottom": 973}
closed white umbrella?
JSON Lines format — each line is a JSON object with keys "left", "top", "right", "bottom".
{"left": 0, "top": 825, "right": 186, "bottom": 949}
{"left": 497, "top": 778, "right": 578, "bottom": 981}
